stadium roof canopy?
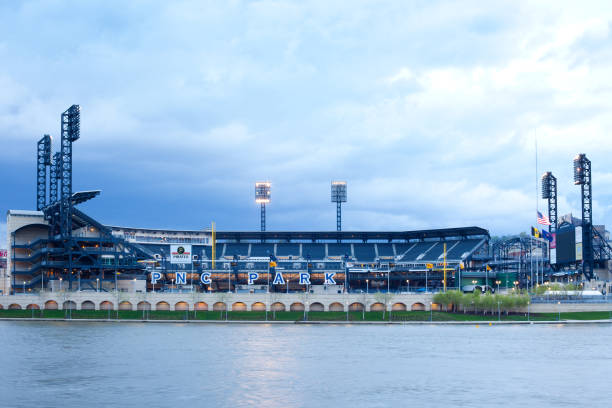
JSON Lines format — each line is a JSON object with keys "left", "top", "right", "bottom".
{"left": 215, "top": 227, "right": 489, "bottom": 242}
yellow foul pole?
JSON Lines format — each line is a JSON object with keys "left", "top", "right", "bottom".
{"left": 443, "top": 242, "right": 447, "bottom": 292}
{"left": 211, "top": 222, "right": 216, "bottom": 270}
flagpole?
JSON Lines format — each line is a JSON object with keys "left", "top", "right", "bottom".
{"left": 533, "top": 129, "right": 538, "bottom": 293}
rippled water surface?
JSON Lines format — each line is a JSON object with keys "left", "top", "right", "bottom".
{"left": 1, "top": 321, "right": 611, "bottom": 408}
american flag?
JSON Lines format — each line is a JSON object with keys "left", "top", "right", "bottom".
{"left": 537, "top": 211, "right": 551, "bottom": 225}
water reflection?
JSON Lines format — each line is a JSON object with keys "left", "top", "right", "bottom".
{"left": 0, "top": 322, "right": 611, "bottom": 408}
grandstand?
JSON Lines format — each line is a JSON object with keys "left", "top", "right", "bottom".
{"left": 3, "top": 104, "right": 491, "bottom": 295}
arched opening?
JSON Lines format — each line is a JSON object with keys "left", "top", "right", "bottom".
{"left": 119, "top": 301, "right": 133, "bottom": 311}
{"left": 431, "top": 303, "right": 441, "bottom": 311}
{"left": 175, "top": 301, "right": 189, "bottom": 311}
{"left": 137, "top": 301, "right": 151, "bottom": 311}
{"left": 232, "top": 302, "right": 247, "bottom": 311}
{"left": 370, "top": 302, "right": 385, "bottom": 312}
{"left": 251, "top": 302, "right": 266, "bottom": 311}
{"left": 8, "top": 304, "right": 22, "bottom": 310}
{"left": 26, "top": 304, "right": 40, "bottom": 310}
{"left": 392, "top": 302, "right": 407, "bottom": 311}
{"left": 100, "top": 301, "right": 114, "bottom": 310}
{"left": 411, "top": 302, "right": 425, "bottom": 311}
{"left": 309, "top": 302, "right": 324, "bottom": 312}
{"left": 44, "top": 300, "right": 58, "bottom": 310}
{"left": 63, "top": 300, "right": 76, "bottom": 310}
{"left": 271, "top": 302, "right": 285, "bottom": 312}
{"left": 194, "top": 302, "right": 208, "bottom": 311}
{"left": 213, "top": 302, "right": 227, "bottom": 311}
{"left": 156, "top": 301, "right": 170, "bottom": 311}
{"left": 349, "top": 302, "right": 364, "bottom": 311}
{"left": 290, "top": 302, "right": 304, "bottom": 311}
{"left": 81, "top": 301, "right": 95, "bottom": 310}
{"left": 0, "top": 304, "right": 3, "bottom": 309}
{"left": 329, "top": 302, "right": 344, "bottom": 312}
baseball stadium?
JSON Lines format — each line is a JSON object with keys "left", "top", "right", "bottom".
{"left": 1, "top": 105, "right": 612, "bottom": 314}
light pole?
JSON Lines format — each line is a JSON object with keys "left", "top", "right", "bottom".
{"left": 558, "top": 301, "right": 561, "bottom": 321}
{"left": 346, "top": 301, "right": 349, "bottom": 322}
{"left": 59, "top": 277, "right": 63, "bottom": 292}
{"left": 406, "top": 279, "right": 410, "bottom": 293}
{"left": 96, "top": 278, "right": 99, "bottom": 293}
{"left": 497, "top": 301, "right": 501, "bottom": 321}
{"left": 527, "top": 301, "right": 530, "bottom": 321}
{"left": 495, "top": 280, "right": 501, "bottom": 293}
{"left": 366, "top": 279, "right": 369, "bottom": 294}
{"left": 430, "top": 302, "right": 433, "bottom": 322}
{"left": 133, "top": 278, "right": 136, "bottom": 293}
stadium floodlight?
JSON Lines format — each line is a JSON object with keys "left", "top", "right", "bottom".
{"left": 541, "top": 172, "right": 557, "bottom": 234}
{"left": 255, "top": 182, "right": 271, "bottom": 232}
{"left": 541, "top": 172, "right": 552, "bottom": 199}
{"left": 331, "top": 181, "right": 347, "bottom": 232}
{"left": 573, "top": 154, "right": 594, "bottom": 280}
{"left": 573, "top": 154, "right": 587, "bottom": 185}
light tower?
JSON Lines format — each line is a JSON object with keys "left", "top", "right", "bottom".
{"left": 255, "top": 181, "right": 271, "bottom": 232}
{"left": 541, "top": 172, "right": 557, "bottom": 235}
{"left": 36, "top": 135, "right": 52, "bottom": 211}
{"left": 331, "top": 181, "right": 347, "bottom": 232}
{"left": 573, "top": 154, "right": 594, "bottom": 280}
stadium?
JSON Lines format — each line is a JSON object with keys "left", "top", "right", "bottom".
{"left": 1, "top": 105, "right": 612, "bottom": 312}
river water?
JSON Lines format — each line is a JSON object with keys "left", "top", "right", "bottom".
{"left": 0, "top": 321, "right": 610, "bottom": 408}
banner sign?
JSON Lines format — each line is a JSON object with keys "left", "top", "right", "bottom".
{"left": 170, "top": 245, "right": 192, "bottom": 264}
{"left": 0, "top": 249, "right": 6, "bottom": 258}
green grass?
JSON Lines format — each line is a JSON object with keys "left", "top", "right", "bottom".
{"left": 1, "top": 309, "right": 611, "bottom": 322}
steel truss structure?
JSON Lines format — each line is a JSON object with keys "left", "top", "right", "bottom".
{"left": 15, "top": 105, "right": 154, "bottom": 293}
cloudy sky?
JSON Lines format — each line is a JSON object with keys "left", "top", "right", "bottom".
{"left": 2, "top": 0, "right": 612, "bottom": 245}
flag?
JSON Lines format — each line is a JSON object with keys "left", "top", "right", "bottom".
{"left": 531, "top": 226, "right": 540, "bottom": 238}
{"left": 537, "top": 211, "right": 551, "bottom": 226}
{"left": 426, "top": 263, "right": 434, "bottom": 269}
{"left": 269, "top": 254, "right": 277, "bottom": 268}
{"left": 486, "top": 265, "right": 492, "bottom": 271}
{"left": 541, "top": 229, "right": 553, "bottom": 242}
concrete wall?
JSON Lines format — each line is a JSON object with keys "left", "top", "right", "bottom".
{"left": 0, "top": 292, "right": 435, "bottom": 312}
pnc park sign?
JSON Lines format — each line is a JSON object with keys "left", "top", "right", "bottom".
{"left": 151, "top": 271, "right": 337, "bottom": 286}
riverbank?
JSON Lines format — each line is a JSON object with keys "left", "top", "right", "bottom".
{"left": 2, "top": 309, "right": 612, "bottom": 323}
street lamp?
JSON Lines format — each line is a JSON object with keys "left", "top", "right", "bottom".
{"left": 430, "top": 302, "right": 433, "bottom": 322}
{"left": 406, "top": 279, "right": 410, "bottom": 293}
{"left": 495, "top": 280, "right": 501, "bottom": 293}
{"left": 366, "top": 279, "right": 369, "bottom": 294}
{"left": 59, "top": 277, "right": 63, "bottom": 292}
{"left": 558, "top": 301, "right": 561, "bottom": 321}
{"left": 96, "top": 278, "right": 99, "bottom": 293}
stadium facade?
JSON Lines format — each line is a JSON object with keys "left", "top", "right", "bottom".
{"left": 3, "top": 104, "right": 496, "bottom": 296}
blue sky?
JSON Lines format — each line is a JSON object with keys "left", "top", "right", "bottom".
{"left": 2, "top": 0, "right": 612, "bottom": 245}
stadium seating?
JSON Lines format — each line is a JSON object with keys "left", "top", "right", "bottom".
{"left": 225, "top": 243, "right": 250, "bottom": 257}
{"left": 327, "top": 243, "right": 352, "bottom": 257}
{"left": 376, "top": 243, "right": 395, "bottom": 257}
{"left": 445, "top": 239, "right": 482, "bottom": 259}
{"left": 301, "top": 243, "right": 326, "bottom": 260}
{"left": 276, "top": 243, "right": 300, "bottom": 257}
{"left": 249, "top": 243, "right": 275, "bottom": 257}
{"left": 353, "top": 244, "right": 376, "bottom": 261}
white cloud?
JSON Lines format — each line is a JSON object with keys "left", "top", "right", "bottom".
{"left": 2, "top": 1, "right": 612, "bottom": 235}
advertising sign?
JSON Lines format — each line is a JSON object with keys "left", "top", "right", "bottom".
{"left": 575, "top": 227, "right": 583, "bottom": 261}
{"left": 170, "top": 244, "right": 192, "bottom": 264}
{"left": 0, "top": 249, "right": 7, "bottom": 258}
